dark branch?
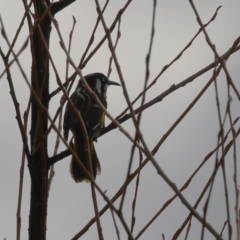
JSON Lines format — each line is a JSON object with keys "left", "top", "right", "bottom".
{"left": 51, "top": 0, "right": 76, "bottom": 16}
{"left": 0, "top": 46, "right": 31, "bottom": 160}
{"left": 47, "top": 148, "right": 71, "bottom": 168}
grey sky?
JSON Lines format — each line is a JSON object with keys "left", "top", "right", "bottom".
{"left": 0, "top": 1, "right": 240, "bottom": 239}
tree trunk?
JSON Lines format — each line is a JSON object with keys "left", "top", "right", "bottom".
{"left": 28, "top": 1, "right": 50, "bottom": 239}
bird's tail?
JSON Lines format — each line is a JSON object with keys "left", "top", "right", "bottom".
{"left": 70, "top": 134, "right": 101, "bottom": 183}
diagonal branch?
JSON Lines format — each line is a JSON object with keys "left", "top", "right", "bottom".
{"left": 101, "top": 42, "right": 240, "bottom": 136}
{"left": 189, "top": 1, "right": 240, "bottom": 100}
{"left": 51, "top": 0, "right": 76, "bottom": 16}
{"left": 0, "top": 40, "right": 30, "bottom": 160}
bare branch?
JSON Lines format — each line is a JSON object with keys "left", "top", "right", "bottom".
{"left": 16, "top": 99, "right": 31, "bottom": 240}
{"left": 189, "top": 1, "right": 240, "bottom": 100}
{"left": 0, "top": 47, "right": 31, "bottom": 159}
{"left": 51, "top": 0, "right": 76, "bottom": 15}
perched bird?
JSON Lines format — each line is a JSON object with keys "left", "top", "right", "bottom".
{"left": 63, "top": 73, "right": 120, "bottom": 182}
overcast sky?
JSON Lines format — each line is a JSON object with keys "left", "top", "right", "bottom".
{"left": 0, "top": 1, "right": 240, "bottom": 239}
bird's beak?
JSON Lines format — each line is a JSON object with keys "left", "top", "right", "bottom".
{"left": 108, "top": 80, "right": 121, "bottom": 86}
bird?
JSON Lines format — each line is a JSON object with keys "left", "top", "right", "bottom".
{"left": 63, "top": 72, "right": 121, "bottom": 182}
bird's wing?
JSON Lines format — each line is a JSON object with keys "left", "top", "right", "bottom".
{"left": 63, "top": 101, "right": 71, "bottom": 141}
{"left": 86, "top": 95, "right": 108, "bottom": 139}
{"left": 63, "top": 87, "right": 87, "bottom": 140}
{"left": 87, "top": 104, "right": 104, "bottom": 129}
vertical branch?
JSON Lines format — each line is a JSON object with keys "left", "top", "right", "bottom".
{"left": 200, "top": 58, "right": 220, "bottom": 240}
{"left": 137, "top": 0, "right": 156, "bottom": 123}
{"left": 27, "top": 1, "right": 51, "bottom": 238}
{"left": 107, "top": 17, "right": 121, "bottom": 78}
{"left": 226, "top": 73, "right": 238, "bottom": 240}
{"left": 227, "top": 99, "right": 239, "bottom": 239}
{"left": 130, "top": 148, "right": 143, "bottom": 233}
{"left": 109, "top": 208, "right": 120, "bottom": 240}
{"left": 16, "top": 100, "right": 31, "bottom": 240}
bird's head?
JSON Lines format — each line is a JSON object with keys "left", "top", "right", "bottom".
{"left": 83, "top": 73, "right": 121, "bottom": 98}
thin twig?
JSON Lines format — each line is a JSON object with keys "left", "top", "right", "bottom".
{"left": 5, "top": 1, "right": 32, "bottom": 59}
{"left": 109, "top": 207, "right": 121, "bottom": 240}
{"left": 130, "top": 147, "right": 143, "bottom": 233}
{"left": 16, "top": 98, "right": 31, "bottom": 240}
{"left": 200, "top": 56, "right": 220, "bottom": 240}
{"left": 227, "top": 89, "right": 239, "bottom": 239}
{"left": 137, "top": 0, "right": 156, "bottom": 124}
{"left": 226, "top": 55, "right": 239, "bottom": 239}
{"left": 107, "top": 17, "right": 121, "bottom": 78}
{"left": 188, "top": 1, "right": 240, "bottom": 100}
{"left": 220, "top": 220, "right": 228, "bottom": 236}
{"left": 184, "top": 218, "right": 192, "bottom": 240}
{"left": 0, "top": 45, "right": 30, "bottom": 160}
